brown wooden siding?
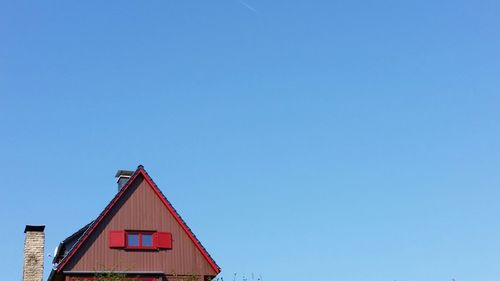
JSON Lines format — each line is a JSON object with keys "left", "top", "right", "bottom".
{"left": 63, "top": 175, "right": 217, "bottom": 276}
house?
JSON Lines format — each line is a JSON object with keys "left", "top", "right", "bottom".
{"left": 22, "top": 165, "right": 220, "bottom": 281}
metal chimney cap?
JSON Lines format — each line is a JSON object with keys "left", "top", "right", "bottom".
{"left": 115, "top": 170, "right": 134, "bottom": 178}
{"left": 24, "top": 225, "right": 45, "bottom": 233}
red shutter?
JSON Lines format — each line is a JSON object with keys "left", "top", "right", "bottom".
{"left": 109, "top": 230, "right": 125, "bottom": 248}
{"left": 155, "top": 232, "right": 172, "bottom": 249}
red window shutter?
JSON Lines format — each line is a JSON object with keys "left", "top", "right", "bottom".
{"left": 109, "top": 230, "right": 125, "bottom": 248}
{"left": 155, "top": 232, "right": 172, "bottom": 249}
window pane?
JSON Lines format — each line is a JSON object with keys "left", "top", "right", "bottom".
{"left": 127, "top": 234, "right": 139, "bottom": 246}
{"left": 142, "top": 234, "right": 153, "bottom": 247}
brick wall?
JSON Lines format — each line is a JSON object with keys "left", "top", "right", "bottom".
{"left": 23, "top": 226, "right": 45, "bottom": 281}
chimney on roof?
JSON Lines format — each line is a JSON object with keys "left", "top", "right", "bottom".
{"left": 115, "top": 170, "right": 134, "bottom": 191}
{"left": 22, "top": 225, "right": 45, "bottom": 281}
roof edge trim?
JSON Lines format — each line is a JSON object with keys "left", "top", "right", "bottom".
{"left": 56, "top": 166, "right": 221, "bottom": 274}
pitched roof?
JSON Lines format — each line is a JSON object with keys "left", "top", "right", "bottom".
{"left": 54, "top": 165, "right": 220, "bottom": 274}
{"left": 52, "top": 221, "right": 93, "bottom": 264}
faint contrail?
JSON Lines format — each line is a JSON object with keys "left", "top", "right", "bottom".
{"left": 237, "top": 0, "right": 258, "bottom": 13}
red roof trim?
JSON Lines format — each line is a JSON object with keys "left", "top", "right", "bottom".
{"left": 57, "top": 166, "right": 220, "bottom": 274}
{"left": 140, "top": 168, "right": 220, "bottom": 273}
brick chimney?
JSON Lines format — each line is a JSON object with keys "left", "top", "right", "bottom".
{"left": 22, "top": 225, "right": 45, "bottom": 281}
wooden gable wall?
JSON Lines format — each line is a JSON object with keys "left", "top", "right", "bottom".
{"left": 63, "top": 175, "right": 217, "bottom": 277}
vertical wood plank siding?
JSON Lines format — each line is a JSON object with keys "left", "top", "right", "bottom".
{"left": 64, "top": 175, "right": 217, "bottom": 276}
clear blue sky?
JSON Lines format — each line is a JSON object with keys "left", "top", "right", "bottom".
{"left": 1, "top": 1, "right": 499, "bottom": 280}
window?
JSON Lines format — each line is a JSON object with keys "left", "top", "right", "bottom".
{"left": 109, "top": 230, "right": 172, "bottom": 249}
{"left": 126, "top": 231, "right": 154, "bottom": 249}
{"left": 142, "top": 234, "right": 153, "bottom": 247}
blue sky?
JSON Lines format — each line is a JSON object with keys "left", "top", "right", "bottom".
{"left": 1, "top": 0, "right": 500, "bottom": 280}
